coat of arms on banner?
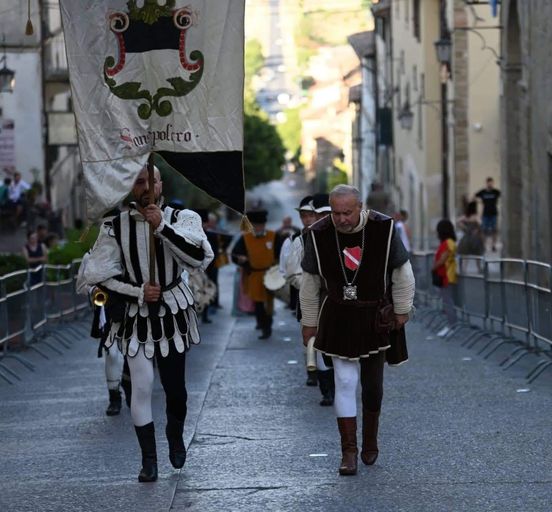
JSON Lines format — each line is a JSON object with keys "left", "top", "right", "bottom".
{"left": 104, "top": 1, "right": 204, "bottom": 120}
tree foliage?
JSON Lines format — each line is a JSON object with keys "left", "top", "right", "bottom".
{"left": 245, "top": 39, "right": 264, "bottom": 88}
{"left": 277, "top": 106, "right": 303, "bottom": 157}
{"left": 243, "top": 39, "right": 286, "bottom": 190}
{"left": 244, "top": 99, "right": 285, "bottom": 189}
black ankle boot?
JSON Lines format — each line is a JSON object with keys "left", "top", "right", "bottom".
{"left": 306, "top": 370, "right": 318, "bottom": 387}
{"left": 135, "top": 422, "right": 158, "bottom": 482}
{"left": 318, "top": 369, "right": 335, "bottom": 406}
{"left": 258, "top": 327, "right": 272, "bottom": 340}
{"left": 106, "top": 389, "right": 122, "bottom": 416}
{"left": 166, "top": 414, "right": 187, "bottom": 469}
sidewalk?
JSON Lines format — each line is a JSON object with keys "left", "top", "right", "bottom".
{"left": 1, "top": 267, "right": 551, "bottom": 511}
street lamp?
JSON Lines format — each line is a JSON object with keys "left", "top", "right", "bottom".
{"left": 398, "top": 102, "right": 414, "bottom": 130}
{"left": 434, "top": 35, "right": 452, "bottom": 83}
{"left": 434, "top": 37, "right": 452, "bottom": 65}
{"left": 0, "top": 38, "right": 15, "bottom": 93}
{"left": 434, "top": 30, "right": 451, "bottom": 219}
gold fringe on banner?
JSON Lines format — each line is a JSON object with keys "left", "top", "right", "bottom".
{"left": 239, "top": 214, "right": 254, "bottom": 233}
{"left": 25, "top": 0, "right": 34, "bottom": 35}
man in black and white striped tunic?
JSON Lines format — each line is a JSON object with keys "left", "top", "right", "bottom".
{"left": 81, "top": 165, "right": 213, "bottom": 482}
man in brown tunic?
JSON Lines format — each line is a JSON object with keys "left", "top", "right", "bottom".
{"left": 300, "top": 185, "right": 415, "bottom": 475}
{"left": 232, "top": 210, "right": 277, "bottom": 339}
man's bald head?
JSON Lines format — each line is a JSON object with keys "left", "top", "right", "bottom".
{"left": 329, "top": 184, "right": 362, "bottom": 233}
{"left": 132, "top": 164, "right": 163, "bottom": 207}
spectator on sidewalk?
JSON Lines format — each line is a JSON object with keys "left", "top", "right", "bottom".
{"left": 44, "top": 233, "right": 60, "bottom": 250}
{"left": 36, "top": 224, "right": 48, "bottom": 245}
{"left": 366, "top": 181, "right": 394, "bottom": 216}
{"left": 9, "top": 172, "right": 31, "bottom": 225}
{"left": 394, "top": 210, "right": 411, "bottom": 254}
{"left": 432, "top": 220, "right": 458, "bottom": 337}
{"left": 22, "top": 230, "right": 48, "bottom": 286}
{"left": 0, "top": 177, "right": 10, "bottom": 208}
{"left": 475, "top": 177, "right": 501, "bottom": 251}
{"left": 457, "top": 201, "right": 484, "bottom": 273}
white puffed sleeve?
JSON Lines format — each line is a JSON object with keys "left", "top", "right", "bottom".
{"left": 155, "top": 210, "right": 214, "bottom": 271}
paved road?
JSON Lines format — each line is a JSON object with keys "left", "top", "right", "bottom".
{"left": 1, "top": 267, "right": 551, "bottom": 512}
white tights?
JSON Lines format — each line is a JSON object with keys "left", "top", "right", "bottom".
{"left": 104, "top": 347, "right": 123, "bottom": 391}
{"left": 316, "top": 351, "right": 330, "bottom": 371}
{"left": 126, "top": 347, "right": 155, "bottom": 427}
{"left": 332, "top": 357, "right": 360, "bottom": 418}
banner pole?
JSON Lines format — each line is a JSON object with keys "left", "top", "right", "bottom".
{"left": 147, "top": 154, "right": 156, "bottom": 285}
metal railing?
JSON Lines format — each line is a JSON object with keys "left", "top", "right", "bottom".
{"left": 0, "top": 259, "right": 88, "bottom": 384}
{"left": 411, "top": 252, "right": 552, "bottom": 384}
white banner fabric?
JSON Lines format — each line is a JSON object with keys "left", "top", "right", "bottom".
{"left": 60, "top": 0, "right": 245, "bottom": 219}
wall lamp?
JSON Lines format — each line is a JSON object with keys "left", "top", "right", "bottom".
{"left": 398, "top": 102, "right": 414, "bottom": 130}
{"left": 398, "top": 97, "right": 456, "bottom": 129}
{"left": 434, "top": 37, "right": 452, "bottom": 66}
{"left": 0, "top": 37, "right": 16, "bottom": 93}
{"left": 434, "top": 35, "right": 452, "bottom": 82}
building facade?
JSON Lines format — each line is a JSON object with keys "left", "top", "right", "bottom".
{"left": 363, "top": 0, "right": 501, "bottom": 250}
{"left": 348, "top": 31, "right": 376, "bottom": 203}
{"left": 0, "top": 0, "right": 84, "bottom": 227}
{"left": 500, "top": 0, "right": 552, "bottom": 261}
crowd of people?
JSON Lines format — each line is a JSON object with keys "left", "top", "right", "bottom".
{"left": 72, "top": 163, "right": 504, "bottom": 483}
{"left": 74, "top": 163, "right": 418, "bottom": 482}
{"left": 0, "top": 172, "right": 31, "bottom": 226}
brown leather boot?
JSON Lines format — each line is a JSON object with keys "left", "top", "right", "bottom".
{"left": 337, "top": 417, "right": 358, "bottom": 475}
{"left": 360, "top": 410, "right": 380, "bottom": 465}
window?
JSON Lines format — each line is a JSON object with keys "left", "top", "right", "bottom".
{"left": 413, "top": 0, "right": 421, "bottom": 41}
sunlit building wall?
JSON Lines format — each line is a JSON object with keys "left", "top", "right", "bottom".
{"left": 388, "top": 0, "right": 442, "bottom": 249}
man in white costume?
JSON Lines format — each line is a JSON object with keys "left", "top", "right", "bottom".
{"left": 81, "top": 165, "right": 213, "bottom": 482}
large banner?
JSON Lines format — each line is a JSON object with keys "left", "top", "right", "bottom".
{"left": 60, "top": 0, "right": 245, "bottom": 219}
{"left": 0, "top": 119, "right": 16, "bottom": 175}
